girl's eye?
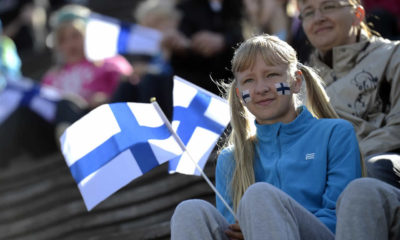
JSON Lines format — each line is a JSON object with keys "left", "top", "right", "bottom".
{"left": 266, "top": 73, "right": 279, "bottom": 78}
{"left": 243, "top": 78, "right": 253, "bottom": 84}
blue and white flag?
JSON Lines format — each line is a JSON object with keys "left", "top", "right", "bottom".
{"left": 275, "top": 82, "right": 291, "bottom": 95}
{"left": 169, "top": 76, "right": 230, "bottom": 175}
{"left": 85, "top": 13, "right": 163, "bottom": 61}
{"left": 60, "top": 102, "right": 182, "bottom": 210}
{"left": 0, "top": 78, "right": 60, "bottom": 124}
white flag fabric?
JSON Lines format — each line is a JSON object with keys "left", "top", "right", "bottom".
{"left": 169, "top": 76, "right": 230, "bottom": 175}
{"left": 85, "top": 13, "right": 163, "bottom": 61}
{"left": 60, "top": 102, "right": 182, "bottom": 210}
{"left": 0, "top": 78, "right": 60, "bottom": 124}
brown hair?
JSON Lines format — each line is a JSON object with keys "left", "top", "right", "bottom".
{"left": 349, "top": 0, "right": 380, "bottom": 37}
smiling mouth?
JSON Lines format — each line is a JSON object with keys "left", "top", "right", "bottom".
{"left": 256, "top": 98, "right": 274, "bottom": 106}
{"left": 314, "top": 26, "right": 332, "bottom": 34}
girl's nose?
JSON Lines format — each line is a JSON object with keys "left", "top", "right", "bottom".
{"left": 255, "top": 81, "right": 270, "bottom": 94}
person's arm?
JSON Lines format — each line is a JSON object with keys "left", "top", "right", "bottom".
{"left": 191, "top": 31, "right": 225, "bottom": 57}
{"left": 314, "top": 120, "right": 362, "bottom": 232}
{"left": 3, "top": 3, "right": 35, "bottom": 39}
{"left": 189, "top": 3, "right": 243, "bottom": 58}
{"left": 360, "top": 45, "right": 400, "bottom": 156}
{"left": 173, "top": 0, "right": 243, "bottom": 58}
{"left": 215, "top": 148, "right": 236, "bottom": 224}
{"left": 160, "top": 29, "right": 190, "bottom": 55}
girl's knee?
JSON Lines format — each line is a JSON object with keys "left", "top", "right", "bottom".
{"left": 244, "top": 182, "right": 274, "bottom": 195}
{"left": 339, "top": 178, "right": 389, "bottom": 205}
{"left": 343, "top": 178, "right": 383, "bottom": 196}
{"left": 240, "top": 182, "right": 282, "bottom": 206}
{"left": 173, "top": 199, "right": 214, "bottom": 221}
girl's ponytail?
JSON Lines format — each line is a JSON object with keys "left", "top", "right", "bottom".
{"left": 297, "top": 63, "right": 339, "bottom": 119}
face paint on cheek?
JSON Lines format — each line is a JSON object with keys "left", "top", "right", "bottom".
{"left": 241, "top": 89, "right": 251, "bottom": 103}
{"left": 275, "top": 82, "right": 291, "bottom": 95}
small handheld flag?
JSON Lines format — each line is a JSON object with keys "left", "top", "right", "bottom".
{"left": 60, "top": 102, "right": 183, "bottom": 210}
{"left": 169, "top": 76, "right": 230, "bottom": 175}
{"left": 275, "top": 82, "right": 291, "bottom": 95}
{"left": 0, "top": 78, "right": 60, "bottom": 124}
{"left": 85, "top": 13, "right": 162, "bottom": 61}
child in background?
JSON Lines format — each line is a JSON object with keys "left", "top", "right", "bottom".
{"left": 42, "top": 4, "right": 133, "bottom": 109}
{"left": 0, "top": 5, "right": 133, "bottom": 167}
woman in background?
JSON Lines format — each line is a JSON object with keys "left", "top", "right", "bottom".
{"left": 298, "top": 0, "right": 400, "bottom": 188}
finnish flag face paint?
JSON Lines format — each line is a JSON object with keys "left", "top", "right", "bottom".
{"left": 241, "top": 89, "right": 251, "bottom": 103}
{"left": 275, "top": 82, "right": 291, "bottom": 95}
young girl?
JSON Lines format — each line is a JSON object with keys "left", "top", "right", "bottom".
{"left": 170, "top": 34, "right": 362, "bottom": 239}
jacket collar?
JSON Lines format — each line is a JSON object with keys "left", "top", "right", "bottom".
{"left": 255, "top": 106, "right": 315, "bottom": 141}
{"left": 309, "top": 30, "right": 375, "bottom": 84}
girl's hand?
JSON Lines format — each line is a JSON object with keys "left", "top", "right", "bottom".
{"left": 225, "top": 222, "right": 244, "bottom": 240}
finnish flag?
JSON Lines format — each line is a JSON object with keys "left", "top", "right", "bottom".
{"left": 0, "top": 78, "right": 60, "bottom": 124}
{"left": 60, "top": 102, "right": 182, "bottom": 210}
{"left": 85, "top": 13, "right": 163, "bottom": 61}
{"left": 169, "top": 76, "right": 231, "bottom": 175}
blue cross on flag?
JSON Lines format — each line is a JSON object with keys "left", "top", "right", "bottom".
{"left": 275, "top": 82, "right": 291, "bottom": 95}
{"left": 85, "top": 13, "right": 162, "bottom": 61}
{"left": 0, "top": 78, "right": 60, "bottom": 124}
{"left": 60, "top": 102, "right": 182, "bottom": 210}
{"left": 169, "top": 76, "right": 231, "bottom": 175}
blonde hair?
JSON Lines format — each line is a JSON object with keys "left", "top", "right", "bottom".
{"left": 48, "top": 4, "right": 91, "bottom": 49}
{"left": 47, "top": 4, "right": 91, "bottom": 66}
{"left": 226, "top": 34, "right": 339, "bottom": 210}
{"left": 50, "top": 4, "right": 91, "bottom": 30}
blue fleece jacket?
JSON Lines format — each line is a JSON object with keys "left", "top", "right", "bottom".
{"left": 216, "top": 106, "right": 361, "bottom": 233}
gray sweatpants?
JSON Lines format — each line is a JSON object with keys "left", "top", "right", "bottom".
{"left": 171, "top": 182, "right": 334, "bottom": 240}
{"left": 336, "top": 178, "right": 400, "bottom": 240}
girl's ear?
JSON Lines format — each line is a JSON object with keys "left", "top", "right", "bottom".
{"left": 236, "top": 87, "right": 246, "bottom": 104}
{"left": 353, "top": 5, "right": 365, "bottom": 26}
{"left": 292, "top": 70, "right": 303, "bottom": 93}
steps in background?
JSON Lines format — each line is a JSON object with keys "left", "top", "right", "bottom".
{"left": 0, "top": 153, "right": 217, "bottom": 239}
